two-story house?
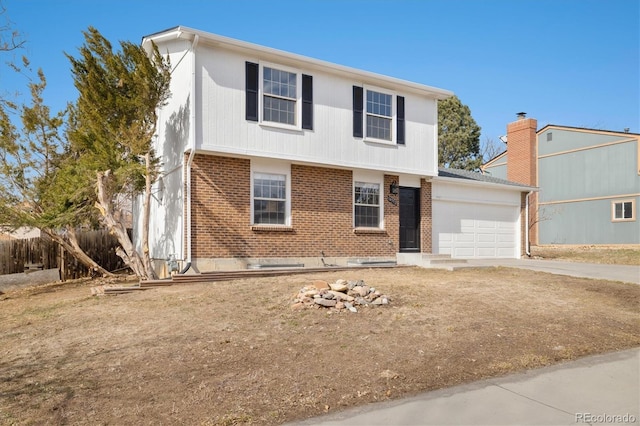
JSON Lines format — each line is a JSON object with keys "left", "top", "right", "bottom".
{"left": 483, "top": 113, "right": 639, "bottom": 245}
{"left": 138, "top": 26, "right": 534, "bottom": 275}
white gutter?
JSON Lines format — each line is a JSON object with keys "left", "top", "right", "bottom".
{"left": 180, "top": 34, "right": 199, "bottom": 273}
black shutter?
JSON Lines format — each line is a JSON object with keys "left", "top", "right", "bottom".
{"left": 245, "top": 62, "right": 259, "bottom": 121}
{"left": 353, "top": 86, "right": 363, "bottom": 138}
{"left": 302, "top": 74, "right": 313, "bottom": 130}
{"left": 397, "top": 95, "right": 405, "bottom": 144}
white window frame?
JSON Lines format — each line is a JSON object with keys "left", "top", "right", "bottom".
{"left": 250, "top": 160, "right": 291, "bottom": 226}
{"left": 353, "top": 171, "right": 384, "bottom": 229}
{"left": 259, "top": 62, "right": 302, "bottom": 131}
{"left": 611, "top": 199, "right": 636, "bottom": 222}
{"left": 364, "top": 85, "right": 396, "bottom": 145}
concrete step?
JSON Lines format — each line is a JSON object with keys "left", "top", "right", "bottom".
{"left": 396, "top": 253, "right": 469, "bottom": 268}
{"left": 419, "top": 254, "right": 468, "bottom": 265}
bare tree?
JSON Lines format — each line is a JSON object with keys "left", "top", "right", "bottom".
{"left": 0, "top": 2, "right": 24, "bottom": 52}
{"left": 480, "top": 137, "right": 506, "bottom": 163}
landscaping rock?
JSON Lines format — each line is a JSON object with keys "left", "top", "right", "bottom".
{"left": 329, "top": 279, "right": 348, "bottom": 292}
{"left": 292, "top": 279, "right": 390, "bottom": 312}
{"left": 315, "top": 298, "right": 337, "bottom": 307}
{"left": 313, "top": 280, "right": 330, "bottom": 290}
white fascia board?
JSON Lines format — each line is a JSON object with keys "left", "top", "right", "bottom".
{"left": 142, "top": 26, "right": 454, "bottom": 100}
{"left": 433, "top": 175, "right": 538, "bottom": 192}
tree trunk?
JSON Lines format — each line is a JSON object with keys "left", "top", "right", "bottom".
{"left": 95, "top": 170, "right": 149, "bottom": 279}
{"left": 42, "top": 228, "right": 114, "bottom": 277}
{"left": 141, "top": 153, "right": 157, "bottom": 279}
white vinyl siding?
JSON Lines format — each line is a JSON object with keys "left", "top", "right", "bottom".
{"left": 197, "top": 45, "right": 440, "bottom": 176}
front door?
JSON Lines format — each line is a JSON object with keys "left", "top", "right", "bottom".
{"left": 399, "top": 187, "right": 420, "bottom": 252}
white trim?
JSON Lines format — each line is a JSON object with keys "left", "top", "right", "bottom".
{"left": 250, "top": 159, "right": 291, "bottom": 226}
{"left": 611, "top": 198, "right": 636, "bottom": 222}
{"left": 353, "top": 170, "right": 384, "bottom": 229}
{"left": 432, "top": 196, "right": 520, "bottom": 208}
{"left": 363, "top": 85, "right": 396, "bottom": 145}
{"left": 259, "top": 61, "right": 303, "bottom": 131}
{"left": 143, "top": 26, "right": 453, "bottom": 100}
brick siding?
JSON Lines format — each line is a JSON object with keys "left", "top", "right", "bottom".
{"left": 189, "top": 154, "right": 400, "bottom": 259}
{"left": 506, "top": 117, "right": 537, "bottom": 186}
{"left": 507, "top": 117, "right": 538, "bottom": 246}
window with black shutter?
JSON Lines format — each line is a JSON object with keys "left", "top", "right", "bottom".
{"left": 353, "top": 86, "right": 363, "bottom": 138}
{"left": 302, "top": 74, "right": 313, "bottom": 130}
{"left": 245, "top": 62, "right": 259, "bottom": 121}
{"left": 397, "top": 96, "right": 405, "bottom": 145}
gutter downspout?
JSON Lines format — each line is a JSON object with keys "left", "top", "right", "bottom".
{"left": 179, "top": 33, "right": 199, "bottom": 274}
{"left": 525, "top": 190, "right": 533, "bottom": 257}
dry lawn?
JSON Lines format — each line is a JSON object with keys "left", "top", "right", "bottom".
{"left": 1, "top": 266, "right": 639, "bottom": 425}
{"left": 531, "top": 245, "right": 640, "bottom": 265}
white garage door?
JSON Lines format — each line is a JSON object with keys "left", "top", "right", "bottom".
{"left": 433, "top": 201, "right": 519, "bottom": 259}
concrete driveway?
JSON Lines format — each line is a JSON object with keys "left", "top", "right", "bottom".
{"left": 464, "top": 258, "right": 640, "bottom": 285}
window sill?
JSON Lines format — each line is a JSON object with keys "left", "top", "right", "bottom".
{"left": 364, "top": 137, "right": 397, "bottom": 147}
{"left": 353, "top": 227, "right": 386, "bottom": 235}
{"left": 259, "top": 121, "right": 303, "bottom": 133}
{"left": 251, "top": 225, "right": 294, "bottom": 232}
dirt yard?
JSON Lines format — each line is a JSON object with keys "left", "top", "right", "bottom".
{"left": 1, "top": 266, "right": 639, "bottom": 425}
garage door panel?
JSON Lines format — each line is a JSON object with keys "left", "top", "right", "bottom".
{"left": 477, "top": 220, "right": 498, "bottom": 229}
{"left": 433, "top": 199, "right": 519, "bottom": 259}
{"left": 477, "top": 233, "right": 496, "bottom": 243}
{"left": 454, "top": 247, "right": 475, "bottom": 257}
{"left": 455, "top": 234, "right": 475, "bottom": 243}
{"left": 477, "top": 247, "right": 497, "bottom": 257}
{"left": 497, "top": 234, "right": 515, "bottom": 243}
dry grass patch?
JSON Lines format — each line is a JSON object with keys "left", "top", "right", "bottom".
{"left": 1, "top": 267, "right": 638, "bottom": 425}
{"left": 531, "top": 245, "right": 640, "bottom": 265}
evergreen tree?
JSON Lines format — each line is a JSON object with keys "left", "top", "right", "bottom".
{"left": 0, "top": 69, "right": 112, "bottom": 275}
{"left": 64, "top": 27, "right": 171, "bottom": 279}
{"left": 438, "top": 95, "right": 482, "bottom": 170}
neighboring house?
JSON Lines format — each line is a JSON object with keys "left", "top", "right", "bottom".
{"left": 137, "top": 26, "right": 533, "bottom": 275}
{"left": 0, "top": 226, "right": 41, "bottom": 240}
{"left": 483, "top": 113, "right": 639, "bottom": 245}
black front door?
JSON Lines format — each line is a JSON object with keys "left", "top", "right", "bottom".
{"left": 399, "top": 187, "right": 420, "bottom": 252}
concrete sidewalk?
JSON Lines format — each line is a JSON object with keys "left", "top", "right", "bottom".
{"left": 289, "top": 348, "right": 640, "bottom": 425}
{"left": 463, "top": 258, "right": 640, "bottom": 285}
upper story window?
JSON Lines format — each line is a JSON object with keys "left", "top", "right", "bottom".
{"left": 353, "top": 85, "right": 404, "bottom": 144}
{"left": 612, "top": 199, "right": 635, "bottom": 222}
{"left": 263, "top": 67, "right": 297, "bottom": 126}
{"left": 245, "top": 62, "right": 313, "bottom": 131}
{"left": 366, "top": 90, "right": 392, "bottom": 141}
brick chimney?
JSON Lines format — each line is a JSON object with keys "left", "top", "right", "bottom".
{"left": 507, "top": 112, "right": 538, "bottom": 248}
{"left": 506, "top": 112, "right": 537, "bottom": 186}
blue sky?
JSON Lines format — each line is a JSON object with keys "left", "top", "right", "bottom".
{"left": 2, "top": 0, "right": 639, "bottom": 152}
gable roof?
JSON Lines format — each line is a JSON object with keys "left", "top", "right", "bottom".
{"left": 537, "top": 124, "right": 639, "bottom": 137}
{"left": 437, "top": 167, "right": 536, "bottom": 191}
{"left": 142, "top": 26, "right": 454, "bottom": 100}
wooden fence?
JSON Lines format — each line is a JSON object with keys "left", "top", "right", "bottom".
{"left": 0, "top": 230, "right": 128, "bottom": 280}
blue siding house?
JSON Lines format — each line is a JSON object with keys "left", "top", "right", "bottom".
{"left": 483, "top": 115, "right": 639, "bottom": 245}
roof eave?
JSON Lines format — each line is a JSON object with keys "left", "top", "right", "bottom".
{"left": 142, "top": 26, "right": 454, "bottom": 100}
{"left": 433, "top": 175, "right": 538, "bottom": 192}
